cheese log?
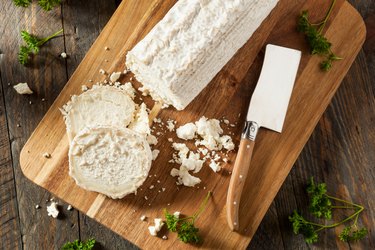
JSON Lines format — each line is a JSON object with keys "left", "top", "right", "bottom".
{"left": 126, "top": 0, "right": 279, "bottom": 110}
{"left": 69, "top": 126, "right": 152, "bottom": 199}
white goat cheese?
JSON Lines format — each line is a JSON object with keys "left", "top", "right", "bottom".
{"left": 13, "top": 83, "right": 33, "bottom": 95}
{"left": 61, "top": 85, "right": 136, "bottom": 142}
{"left": 126, "top": 0, "right": 279, "bottom": 110}
{"left": 128, "top": 103, "right": 150, "bottom": 135}
{"left": 148, "top": 218, "right": 164, "bottom": 236}
{"left": 110, "top": 72, "right": 122, "bottom": 82}
{"left": 152, "top": 150, "right": 160, "bottom": 161}
{"left": 47, "top": 202, "right": 59, "bottom": 218}
{"left": 176, "top": 123, "right": 197, "bottom": 140}
{"left": 69, "top": 126, "right": 152, "bottom": 199}
{"left": 209, "top": 161, "right": 221, "bottom": 173}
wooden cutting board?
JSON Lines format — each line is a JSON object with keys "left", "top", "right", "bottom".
{"left": 20, "top": 0, "right": 365, "bottom": 249}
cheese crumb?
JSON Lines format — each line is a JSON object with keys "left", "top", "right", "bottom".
{"left": 170, "top": 166, "right": 201, "bottom": 187}
{"left": 173, "top": 211, "right": 180, "bottom": 219}
{"left": 147, "top": 135, "right": 158, "bottom": 145}
{"left": 47, "top": 202, "right": 59, "bottom": 218}
{"left": 166, "top": 119, "right": 175, "bottom": 132}
{"left": 67, "top": 205, "right": 73, "bottom": 211}
{"left": 209, "top": 161, "right": 221, "bottom": 172}
{"left": 119, "top": 82, "right": 136, "bottom": 99}
{"left": 110, "top": 72, "right": 122, "bottom": 82}
{"left": 148, "top": 218, "right": 164, "bottom": 236}
{"left": 176, "top": 123, "right": 197, "bottom": 140}
{"left": 81, "top": 85, "right": 88, "bottom": 92}
{"left": 99, "top": 69, "right": 106, "bottom": 75}
{"left": 43, "top": 152, "right": 51, "bottom": 159}
{"left": 162, "top": 235, "right": 168, "bottom": 240}
{"left": 104, "top": 46, "right": 109, "bottom": 51}
{"left": 140, "top": 215, "right": 147, "bottom": 221}
{"left": 152, "top": 150, "right": 160, "bottom": 161}
{"left": 13, "top": 83, "right": 33, "bottom": 95}
{"left": 35, "top": 205, "right": 40, "bottom": 209}
{"left": 60, "top": 52, "right": 67, "bottom": 58}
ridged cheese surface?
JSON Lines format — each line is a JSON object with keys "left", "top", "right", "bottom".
{"left": 127, "top": 0, "right": 279, "bottom": 110}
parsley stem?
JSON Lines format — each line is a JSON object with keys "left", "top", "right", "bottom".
{"left": 315, "top": 206, "right": 364, "bottom": 232}
{"left": 193, "top": 191, "right": 212, "bottom": 222}
{"left": 325, "top": 195, "right": 363, "bottom": 209}
{"left": 331, "top": 206, "right": 357, "bottom": 209}
{"left": 37, "top": 29, "right": 64, "bottom": 46}
{"left": 317, "top": 0, "right": 336, "bottom": 33}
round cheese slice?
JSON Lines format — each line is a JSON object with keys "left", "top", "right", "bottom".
{"left": 69, "top": 126, "right": 152, "bottom": 199}
{"left": 62, "top": 85, "right": 136, "bottom": 141}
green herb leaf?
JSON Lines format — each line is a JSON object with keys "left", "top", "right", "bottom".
{"left": 290, "top": 177, "right": 368, "bottom": 244}
{"left": 18, "top": 29, "right": 63, "bottom": 66}
{"left": 297, "top": 0, "right": 342, "bottom": 71}
{"left": 13, "top": 0, "right": 32, "bottom": 7}
{"left": 178, "top": 221, "right": 200, "bottom": 243}
{"left": 339, "top": 226, "right": 368, "bottom": 242}
{"left": 163, "top": 191, "right": 211, "bottom": 244}
{"left": 62, "top": 238, "right": 96, "bottom": 250}
{"left": 307, "top": 177, "right": 332, "bottom": 219}
{"left": 38, "top": 0, "right": 61, "bottom": 11}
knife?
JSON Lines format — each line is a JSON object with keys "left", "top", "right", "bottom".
{"left": 226, "top": 44, "right": 301, "bottom": 231}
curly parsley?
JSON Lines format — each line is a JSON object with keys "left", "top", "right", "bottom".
{"left": 297, "top": 0, "right": 342, "bottom": 71}
{"left": 18, "top": 29, "right": 63, "bottom": 66}
{"left": 164, "top": 191, "right": 212, "bottom": 244}
{"left": 13, "top": 0, "right": 61, "bottom": 11}
{"left": 62, "top": 238, "right": 96, "bottom": 250}
{"left": 289, "top": 177, "right": 368, "bottom": 244}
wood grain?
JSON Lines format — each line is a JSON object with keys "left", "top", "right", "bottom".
{"left": 0, "top": 2, "right": 80, "bottom": 249}
{"left": 0, "top": 68, "right": 22, "bottom": 250}
{"left": 17, "top": 0, "right": 367, "bottom": 249}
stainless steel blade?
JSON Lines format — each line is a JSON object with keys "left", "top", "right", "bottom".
{"left": 247, "top": 44, "right": 301, "bottom": 133}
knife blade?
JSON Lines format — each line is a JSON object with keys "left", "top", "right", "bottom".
{"left": 226, "top": 44, "right": 301, "bottom": 231}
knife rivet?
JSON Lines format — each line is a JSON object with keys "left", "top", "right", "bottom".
{"left": 233, "top": 201, "right": 237, "bottom": 205}
{"left": 234, "top": 222, "right": 237, "bottom": 226}
{"left": 239, "top": 175, "right": 243, "bottom": 179}
{"left": 246, "top": 145, "right": 250, "bottom": 149}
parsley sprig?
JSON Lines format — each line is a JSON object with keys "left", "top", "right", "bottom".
{"left": 297, "top": 0, "right": 342, "bottom": 71}
{"left": 165, "top": 191, "right": 212, "bottom": 244}
{"left": 289, "top": 177, "right": 368, "bottom": 244}
{"left": 13, "top": 0, "right": 32, "bottom": 7}
{"left": 13, "top": 0, "right": 61, "bottom": 11}
{"left": 62, "top": 238, "right": 95, "bottom": 250}
{"left": 18, "top": 29, "right": 63, "bottom": 65}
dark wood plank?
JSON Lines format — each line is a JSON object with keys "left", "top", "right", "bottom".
{"left": 0, "top": 2, "right": 79, "bottom": 249}
{"left": 61, "top": 1, "right": 137, "bottom": 248}
{"left": 0, "top": 71, "right": 22, "bottom": 250}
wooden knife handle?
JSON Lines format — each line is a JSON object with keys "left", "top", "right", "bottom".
{"left": 226, "top": 138, "right": 255, "bottom": 231}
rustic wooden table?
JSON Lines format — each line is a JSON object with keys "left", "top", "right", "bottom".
{"left": 0, "top": 1, "right": 374, "bottom": 249}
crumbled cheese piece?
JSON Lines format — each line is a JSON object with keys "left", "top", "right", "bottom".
{"left": 153, "top": 118, "right": 162, "bottom": 123}
{"left": 209, "top": 161, "right": 221, "bottom": 172}
{"left": 149, "top": 185, "right": 155, "bottom": 190}
{"left": 176, "top": 123, "right": 197, "bottom": 140}
{"left": 128, "top": 103, "right": 150, "bottom": 135}
{"left": 195, "top": 117, "right": 223, "bottom": 150}
{"left": 170, "top": 166, "right": 201, "bottom": 187}
{"left": 43, "top": 152, "right": 51, "bottom": 158}
{"left": 35, "top": 205, "right": 40, "bottom": 209}
{"left": 67, "top": 205, "right": 73, "bottom": 211}
{"left": 152, "top": 150, "right": 160, "bottom": 161}
{"left": 162, "top": 187, "right": 166, "bottom": 192}
{"left": 220, "top": 135, "right": 235, "bottom": 151}
{"left": 182, "top": 152, "right": 204, "bottom": 173}
{"left": 99, "top": 69, "right": 106, "bottom": 75}
{"left": 148, "top": 218, "right": 164, "bottom": 236}
{"left": 162, "top": 235, "right": 168, "bottom": 240}
{"left": 104, "top": 46, "right": 109, "bottom": 51}
{"left": 223, "top": 119, "right": 230, "bottom": 125}
{"left": 110, "top": 72, "right": 122, "bottom": 82}
{"left": 47, "top": 202, "right": 59, "bottom": 218}
{"left": 13, "top": 83, "right": 33, "bottom": 95}
{"left": 147, "top": 135, "right": 158, "bottom": 145}
{"left": 144, "top": 196, "right": 148, "bottom": 200}
{"left": 168, "top": 138, "right": 173, "bottom": 142}
{"left": 166, "top": 119, "right": 175, "bottom": 132}
{"left": 140, "top": 215, "right": 147, "bottom": 221}
{"left": 81, "top": 85, "right": 88, "bottom": 92}
{"left": 60, "top": 52, "right": 67, "bottom": 58}
{"left": 173, "top": 211, "right": 180, "bottom": 219}
{"left": 119, "top": 82, "right": 136, "bottom": 99}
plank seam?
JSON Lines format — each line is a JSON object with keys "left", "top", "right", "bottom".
{"left": 0, "top": 49, "right": 23, "bottom": 250}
